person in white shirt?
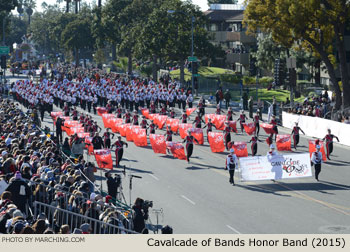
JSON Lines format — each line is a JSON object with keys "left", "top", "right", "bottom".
{"left": 225, "top": 149, "right": 239, "bottom": 185}
{"left": 311, "top": 145, "right": 323, "bottom": 181}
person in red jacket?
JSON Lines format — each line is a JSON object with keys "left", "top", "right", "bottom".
{"left": 322, "top": 129, "right": 339, "bottom": 160}
{"left": 248, "top": 134, "right": 263, "bottom": 156}
{"left": 291, "top": 122, "right": 305, "bottom": 150}
{"left": 237, "top": 110, "right": 248, "bottom": 133}
{"left": 183, "top": 131, "right": 199, "bottom": 163}
{"left": 202, "top": 118, "right": 216, "bottom": 142}
{"left": 112, "top": 136, "right": 128, "bottom": 167}
{"left": 223, "top": 121, "right": 235, "bottom": 150}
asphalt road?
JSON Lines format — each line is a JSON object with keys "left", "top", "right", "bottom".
{"left": 7, "top": 74, "right": 350, "bottom": 234}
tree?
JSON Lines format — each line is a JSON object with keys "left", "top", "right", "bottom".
{"left": 243, "top": 0, "right": 349, "bottom": 109}
{"left": 0, "top": 0, "right": 18, "bottom": 44}
{"left": 208, "top": 0, "right": 237, "bottom": 4}
{"left": 23, "top": 0, "right": 36, "bottom": 24}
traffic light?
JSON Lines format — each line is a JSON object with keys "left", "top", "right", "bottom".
{"left": 1, "top": 55, "right": 6, "bottom": 69}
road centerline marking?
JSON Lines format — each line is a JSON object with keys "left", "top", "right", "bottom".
{"left": 226, "top": 225, "right": 241, "bottom": 234}
{"left": 181, "top": 195, "right": 196, "bottom": 205}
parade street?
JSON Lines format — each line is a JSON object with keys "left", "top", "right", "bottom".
{"left": 11, "top": 73, "right": 349, "bottom": 235}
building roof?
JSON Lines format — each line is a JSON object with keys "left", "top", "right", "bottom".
{"left": 204, "top": 10, "right": 244, "bottom": 22}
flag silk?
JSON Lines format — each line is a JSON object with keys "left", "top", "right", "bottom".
{"left": 54, "top": 116, "right": 69, "bottom": 126}
{"left": 166, "top": 142, "right": 187, "bottom": 160}
{"left": 213, "top": 115, "right": 226, "bottom": 130}
{"left": 77, "top": 132, "right": 90, "bottom": 138}
{"left": 141, "top": 108, "right": 150, "bottom": 119}
{"left": 102, "top": 113, "right": 115, "bottom": 128}
{"left": 118, "top": 124, "right": 130, "bottom": 137}
{"left": 149, "top": 134, "right": 166, "bottom": 154}
{"left": 179, "top": 123, "right": 193, "bottom": 139}
{"left": 157, "top": 115, "right": 168, "bottom": 130}
{"left": 186, "top": 107, "right": 196, "bottom": 116}
{"left": 208, "top": 132, "right": 225, "bottom": 153}
{"left": 228, "top": 121, "right": 237, "bottom": 133}
{"left": 205, "top": 114, "right": 216, "bottom": 124}
{"left": 126, "top": 126, "right": 140, "bottom": 142}
{"left": 308, "top": 140, "right": 327, "bottom": 161}
{"left": 134, "top": 128, "right": 148, "bottom": 147}
{"left": 51, "top": 111, "right": 63, "bottom": 121}
{"left": 276, "top": 135, "right": 292, "bottom": 151}
{"left": 261, "top": 123, "right": 275, "bottom": 134}
{"left": 149, "top": 113, "right": 159, "bottom": 123}
{"left": 231, "top": 142, "right": 248, "bottom": 157}
{"left": 189, "top": 128, "right": 204, "bottom": 145}
{"left": 69, "top": 127, "right": 84, "bottom": 136}
{"left": 85, "top": 137, "right": 94, "bottom": 155}
{"left": 97, "top": 107, "right": 107, "bottom": 116}
{"left": 110, "top": 118, "right": 123, "bottom": 133}
{"left": 243, "top": 123, "right": 256, "bottom": 136}
{"left": 94, "top": 149, "right": 113, "bottom": 169}
{"left": 166, "top": 118, "right": 180, "bottom": 133}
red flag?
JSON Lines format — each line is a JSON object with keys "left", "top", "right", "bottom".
{"left": 156, "top": 115, "right": 168, "bottom": 130}
{"left": 97, "top": 107, "right": 107, "bottom": 116}
{"left": 133, "top": 128, "right": 148, "bottom": 147}
{"left": 110, "top": 118, "right": 123, "bottom": 133}
{"left": 141, "top": 108, "right": 150, "bottom": 119}
{"left": 126, "top": 126, "right": 140, "bottom": 142}
{"left": 149, "top": 113, "right": 159, "bottom": 124}
{"left": 261, "top": 123, "right": 275, "bottom": 134}
{"left": 54, "top": 116, "right": 69, "bottom": 126}
{"left": 186, "top": 108, "right": 196, "bottom": 116}
{"left": 308, "top": 140, "right": 327, "bottom": 161}
{"left": 205, "top": 114, "right": 216, "bottom": 124}
{"left": 228, "top": 121, "right": 237, "bottom": 133}
{"left": 243, "top": 123, "right": 256, "bottom": 136}
{"left": 276, "top": 134, "right": 292, "bottom": 151}
{"left": 189, "top": 128, "right": 204, "bottom": 145}
{"left": 212, "top": 115, "right": 226, "bottom": 130}
{"left": 166, "top": 119, "right": 179, "bottom": 133}
{"left": 85, "top": 137, "right": 94, "bottom": 155}
{"left": 51, "top": 111, "right": 63, "bottom": 121}
{"left": 77, "top": 132, "right": 90, "bottom": 138}
{"left": 231, "top": 142, "right": 248, "bottom": 157}
{"left": 208, "top": 132, "right": 225, "bottom": 153}
{"left": 118, "top": 124, "right": 130, "bottom": 137}
{"left": 149, "top": 134, "right": 166, "bottom": 154}
{"left": 166, "top": 142, "right": 187, "bottom": 160}
{"left": 102, "top": 113, "right": 115, "bottom": 128}
{"left": 69, "top": 127, "right": 84, "bottom": 136}
{"left": 94, "top": 149, "right": 113, "bottom": 169}
{"left": 179, "top": 123, "right": 193, "bottom": 139}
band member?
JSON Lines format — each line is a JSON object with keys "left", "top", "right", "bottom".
{"left": 198, "top": 98, "right": 205, "bottom": 118}
{"left": 223, "top": 121, "right": 235, "bottom": 150}
{"left": 103, "top": 128, "right": 115, "bottom": 149}
{"left": 123, "top": 110, "right": 131, "bottom": 124}
{"left": 311, "top": 145, "right": 323, "bottom": 181}
{"left": 322, "top": 129, "right": 340, "bottom": 160}
{"left": 193, "top": 112, "right": 205, "bottom": 129}
{"left": 180, "top": 112, "right": 188, "bottom": 123}
{"left": 169, "top": 108, "right": 176, "bottom": 119}
{"left": 248, "top": 134, "right": 263, "bottom": 156}
{"left": 112, "top": 136, "right": 128, "bottom": 168}
{"left": 237, "top": 110, "right": 248, "bottom": 133}
{"left": 253, "top": 111, "right": 261, "bottom": 136}
{"left": 150, "top": 101, "right": 156, "bottom": 114}
{"left": 140, "top": 116, "right": 148, "bottom": 134}
{"left": 63, "top": 102, "right": 70, "bottom": 116}
{"left": 148, "top": 120, "right": 157, "bottom": 135}
{"left": 215, "top": 104, "right": 224, "bottom": 115}
{"left": 183, "top": 130, "right": 199, "bottom": 163}
{"left": 165, "top": 126, "right": 173, "bottom": 142}
{"left": 116, "top": 105, "right": 123, "bottom": 118}
{"left": 291, "top": 122, "right": 305, "bottom": 149}
{"left": 132, "top": 111, "right": 139, "bottom": 125}
{"left": 266, "top": 133, "right": 274, "bottom": 147}
{"left": 202, "top": 118, "right": 216, "bottom": 142}
{"left": 270, "top": 115, "right": 278, "bottom": 141}
{"left": 72, "top": 107, "right": 78, "bottom": 121}
{"left": 225, "top": 149, "right": 238, "bottom": 185}
{"left": 226, "top": 107, "right": 236, "bottom": 121}
{"left": 160, "top": 104, "right": 167, "bottom": 116}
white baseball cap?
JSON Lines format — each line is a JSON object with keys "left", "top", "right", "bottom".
{"left": 316, "top": 145, "right": 321, "bottom": 149}
{"left": 270, "top": 144, "right": 276, "bottom": 149}
{"left": 230, "top": 149, "right": 235, "bottom": 153}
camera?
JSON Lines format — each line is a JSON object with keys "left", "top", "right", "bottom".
{"left": 114, "top": 174, "right": 121, "bottom": 187}
{"left": 142, "top": 200, "right": 153, "bottom": 209}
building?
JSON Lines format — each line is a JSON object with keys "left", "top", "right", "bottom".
{"left": 204, "top": 4, "right": 256, "bottom": 73}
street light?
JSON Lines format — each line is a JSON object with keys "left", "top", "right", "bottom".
{"left": 167, "top": 10, "right": 195, "bottom": 93}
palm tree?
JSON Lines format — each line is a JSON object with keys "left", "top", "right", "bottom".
{"left": 24, "top": 0, "right": 36, "bottom": 25}
{"left": 64, "top": 0, "right": 71, "bottom": 13}
{"left": 73, "top": 0, "right": 81, "bottom": 14}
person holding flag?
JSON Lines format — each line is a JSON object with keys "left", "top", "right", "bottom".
{"left": 193, "top": 112, "right": 205, "bottom": 129}
{"left": 322, "top": 129, "right": 340, "bottom": 160}
{"left": 164, "top": 126, "right": 173, "bottom": 142}
{"left": 169, "top": 107, "right": 176, "bottom": 119}
{"left": 291, "top": 122, "right": 305, "bottom": 150}
{"left": 266, "top": 133, "right": 274, "bottom": 147}
{"left": 179, "top": 111, "right": 188, "bottom": 123}
{"left": 132, "top": 110, "right": 139, "bottom": 125}
{"left": 103, "top": 128, "right": 115, "bottom": 149}
{"left": 223, "top": 121, "right": 235, "bottom": 151}
{"left": 215, "top": 104, "right": 224, "bottom": 115}
{"left": 112, "top": 136, "right": 128, "bottom": 168}
{"left": 253, "top": 111, "right": 261, "bottom": 136}
{"left": 148, "top": 120, "right": 158, "bottom": 135}
{"left": 248, "top": 134, "right": 263, "bottom": 156}
{"left": 237, "top": 110, "right": 248, "bottom": 133}
{"left": 226, "top": 107, "right": 236, "bottom": 121}
{"left": 203, "top": 118, "right": 216, "bottom": 142}
{"left": 72, "top": 107, "right": 78, "bottom": 121}
{"left": 183, "top": 130, "right": 199, "bottom": 163}
{"left": 116, "top": 105, "right": 123, "bottom": 118}
{"left": 270, "top": 115, "right": 278, "bottom": 141}
{"left": 225, "top": 149, "right": 238, "bottom": 185}
{"left": 123, "top": 110, "right": 131, "bottom": 124}
{"left": 140, "top": 116, "right": 148, "bottom": 133}
{"left": 198, "top": 97, "right": 205, "bottom": 118}
{"left": 311, "top": 145, "right": 323, "bottom": 181}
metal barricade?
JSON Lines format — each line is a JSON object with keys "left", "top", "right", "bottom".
{"left": 33, "top": 201, "right": 137, "bottom": 234}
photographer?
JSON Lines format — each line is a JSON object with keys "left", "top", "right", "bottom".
{"left": 105, "top": 171, "right": 121, "bottom": 200}
{"left": 132, "top": 198, "right": 150, "bottom": 233}
{"left": 71, "top": 137, "right": 85, "bottom": 160}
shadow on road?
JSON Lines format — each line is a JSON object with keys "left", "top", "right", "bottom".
{"left": 325, "top": 160, "right": 350, "bottom": 167}
{"left": 236, "top": 184, "right": 290, "bottom": 197}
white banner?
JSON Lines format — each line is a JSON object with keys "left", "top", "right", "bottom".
{"left": 282, "top": 111, "right": 350, "bottom": 147}
{"left": 239, "top": 153, "right": 312, "bottom": 181}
